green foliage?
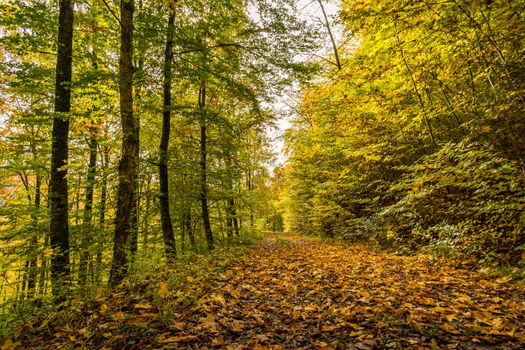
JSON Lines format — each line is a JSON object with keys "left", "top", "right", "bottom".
{"left": 379, "top": 141, "right": 525, "bottom": 262}
{"left": 284, "top": 0, "right": 525, "bottom": 263}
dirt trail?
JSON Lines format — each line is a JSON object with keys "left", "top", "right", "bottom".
{"left": 164, "top": 235, "right": 525, "bottom": 349}
{"left": 17, "top": 234, "right": 525, "bottom": 349}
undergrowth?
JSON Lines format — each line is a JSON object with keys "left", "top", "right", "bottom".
{"left": 0, "top": 231, "right": 264, "bottom": 343}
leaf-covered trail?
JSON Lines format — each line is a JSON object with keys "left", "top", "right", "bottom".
{"left": 18, "top": 235, "right": 525, "bottom": 349}
{"left": 160, "top": 235, "right": 525, "bottom": 349}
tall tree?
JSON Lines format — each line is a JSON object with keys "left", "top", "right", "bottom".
{"left": 49, "top": 0, "right": 74, "bottom": 301}
{"left": 109, "top": 0, "right": 137, "bottom": 287}
{"left": 159, "top": 9, "right": 177, "bottom": 261}
{"left": 198, "top": 80, "right": 214, "bottom": 249}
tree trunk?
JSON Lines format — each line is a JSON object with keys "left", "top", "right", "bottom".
{"left": 224, "top": 154, "right": 239, "bottom": 236}
{"left": 78, "top": 122, "right": 98, "bottom": 287}
{"left": 318, "top": 0, "right": 341, "bottom": 71}
{"left": 225, "top": 200, "right": 233, "bottom": 238}
{"left": 198, "top": 81, "right": 214, "bottom": 250}
{"left": 142, "top": 174, "right": 152, "bottom": 253}
{"left": 248, "top": 169, "right": 254, "bottom": 228}
{"left": 49, "top": 0, "right": 74, "bottom": 302}
{"left": 159, "top": 11, "right": 177, "bottom": 262}
{"left": 185, "top": 205, "right": 195, "bottom": 247}
{"left": 109, "top": 0, "right": 136, "bottom": 287}
{"left": 27, "top": 173, "right": 41, "bottom": 297}
{"left": 129, "top": 0, "right": 145, "bottom": 263}
{"left": 95, "top": 142, "right": 109, "bottom": 285}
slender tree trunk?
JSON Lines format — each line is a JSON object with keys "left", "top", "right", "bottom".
{"left": 129, "top": 177, "right": 140, "bottom": 259}
{"left": 225, "top": 199, "right": 233, "bottom": 238}
{"left": 110, "top": 0, "right": 136, "bottom": 287}
{"left": 27, "top": 174, "right": 41, "bottom": 297}
{"left": 49, "top": 0, "right": 74, "bottom": 302}
{"left": 159, "top": 11, "right": 177, "bottom": 261}
{"left": 318, "top": 0, "right": 341, "bottom": 71}
{"left": 248, "top": 170, "right": 254, "bottom": 228}
{"left": 142, "top": 175, "right": 151, "bottom": 252}
{"left": 95, "top": 143, "right": 108, "bottom": 284}
{"left": 232, "top": 203, "right": 240, "bottom": 236}
{"left": 198, "top": 81, "right": 214, "bottom": 250}
{"left": 185, "top": 205, "right": 195, "bottom": 247}
{"left": 78, "top": 122, "right": 98, "bottom": 287}
{"left": 224, "top": 155, "right": 234, "bottom": 238}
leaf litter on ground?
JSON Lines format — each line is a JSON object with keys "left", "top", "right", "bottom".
{"left": 5, "top": 234, "right": 525, "bottom": 349}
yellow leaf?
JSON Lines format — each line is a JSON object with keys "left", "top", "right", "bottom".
{"left": 133, "top": 303, "right": 152, "bottom": 309}
{"left": 386, "top": 230, "right": 395, "bottom": 239}
{"left": 445, "top": 314, "right": 456, "bottom": 322}
{"left": 102, "top": 333, "right": 112, "bottom": 338}
{"left": 113, "top": 311, "right": 127, "bottom": 322}
{"left": 186, "top": 276, "right": 195, "bottom": 283}
{"left": 158, "top": 282, "right": 169, "bottom": 299}
{"left": 456, "top": 294, "right": 472, "bottom": 303}
{"left": 79, "top": 328, "right": 91, "bottom": 339}
{"left": 1, "top": 340, "right": 22, "bottom": 350}
{"left": 495, "top": 275, "right": 512, "bottom": 284}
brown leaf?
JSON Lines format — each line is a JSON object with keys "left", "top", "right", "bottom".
{"left": 161, "top": 335, "right": 198, "bottom": 343}
{"left": 321, "top": 325, "right": 338, "bottom": 332}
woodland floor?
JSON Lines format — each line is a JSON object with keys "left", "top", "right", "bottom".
{"left": 10, "top": 234, "right": 525, "bottom": 350}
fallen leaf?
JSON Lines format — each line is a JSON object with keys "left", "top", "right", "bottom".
{"left": 441, "top": 323, "right": 461, "bottom": 334}
{"left": 133, "top": 303, "right": 152, "bottom": 309}
{"left": 321, "top": 325, "right": 338, "bottom": 332}
{"left": 1, "top": 340, "right": 21, "bottom": 350}
{"left": 158, "top": 281, "right": 169, "bottom": 299}
{"left": 161, "top": 335, "right": 198, "bottom": 343}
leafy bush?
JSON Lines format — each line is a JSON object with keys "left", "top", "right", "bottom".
{"left": 379, "top": 141, "right": 525, "bottom": 262}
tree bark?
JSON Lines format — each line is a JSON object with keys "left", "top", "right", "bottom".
{"left": 95, "top": 141, "right": 109, "bottom": 285}
{"left": 159, "top": 11, "right": 177, "bottom": 261}
{"left": 185, "top": 205, "right": 195, "bottom": 247}
{"left": 129, "top": 1, "right": 144, "bottom": 260}
{"left": 49, "top": 0, "right": 74, "bottom": 302}
{"left": 78, "top": 122, "right": 98, "bottom": 287}
{"left": 109, "top": 0, "right": 137, "bottom": 287}
{"left": 199, "top": 81, "right": 214, "bottom": 250}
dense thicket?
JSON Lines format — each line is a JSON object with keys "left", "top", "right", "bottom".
{"left": 283, "top": 0, "right": 525, "bottom": 262}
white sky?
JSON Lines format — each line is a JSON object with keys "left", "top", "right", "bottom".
{"left": 267, "top": 0, "right": 342, "bottom": 168}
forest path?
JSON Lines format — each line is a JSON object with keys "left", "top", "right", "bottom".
{"left": 159, "top": 234, "right": 525, "bottom": 349}
{"left": 20, "top": 234, "right": 525, "bottom": 350}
